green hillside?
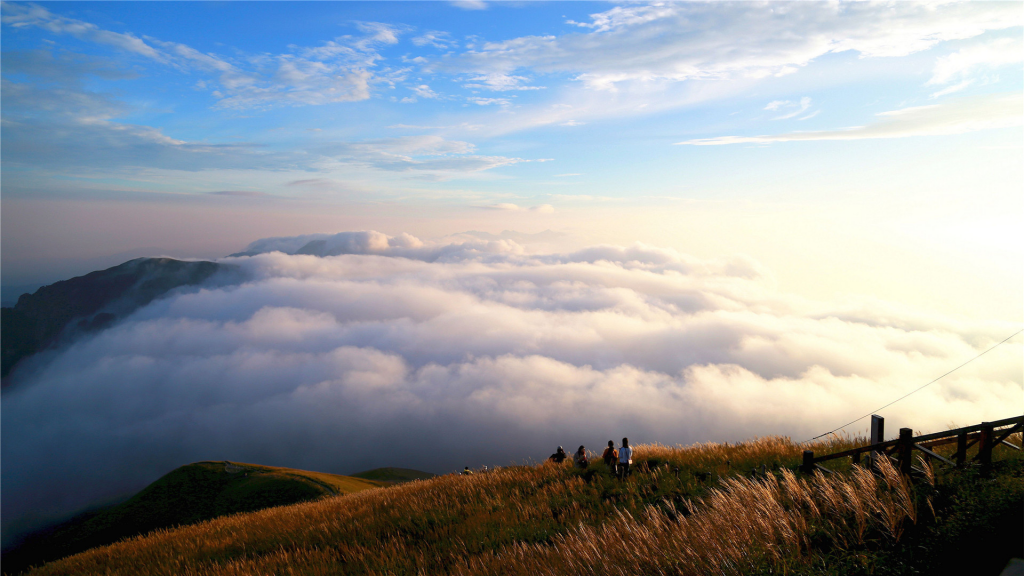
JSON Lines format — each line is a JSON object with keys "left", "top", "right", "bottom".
{"left": 351, "top": 467, "right": 436, "bottom": 484}
{"left": 3, "top": 461, "right": 382, "bottom": 574}
{"left": 19, "top": 434, "right": 1024, "bottom": 576}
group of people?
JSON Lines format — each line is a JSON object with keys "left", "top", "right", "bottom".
{"left": 549, "top": 437, "right": 634, "bottom": 479}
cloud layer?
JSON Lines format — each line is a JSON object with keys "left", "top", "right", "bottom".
{"left": 2, "top": 232, "right": 1020, "bottom": 542}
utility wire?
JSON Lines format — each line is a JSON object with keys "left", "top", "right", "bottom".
{"left": 804, "top": 328, "right": 1023, "bottom": 443}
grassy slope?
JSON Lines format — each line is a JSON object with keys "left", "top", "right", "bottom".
{"left": 351, "top": 467, "right": 436, "bottom": 483}
{"left": 3, "top": 461, "right": 382, "bottom": 575}
{"left": 20, "top": 435, "right": 1024, "bottom": 576}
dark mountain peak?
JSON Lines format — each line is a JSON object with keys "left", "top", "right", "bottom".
{"left": 2, "top": 257, "right": 228, "bottom": 380}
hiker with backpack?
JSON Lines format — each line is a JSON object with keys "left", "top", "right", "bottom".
{"left": 618, "top": 437, "right": 633, "bottom": 479}
{"left": 573, "top": 445, "right": 589, "bottom": 469}
{"left": 601, "top": 440, "right": 618, "bottom": 471}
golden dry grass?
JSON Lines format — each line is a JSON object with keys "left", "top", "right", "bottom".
{"left": 455, "top": 458, "right": 918, "bottom": 576}
{"left": 214, "top": 461, "right": 385, "bottom": 495}
{"left": 23, "top": 432, "right": 1021, "bottom": 576}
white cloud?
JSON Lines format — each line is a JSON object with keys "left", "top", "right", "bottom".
{"left": 479, "top": 203, "right": 555, "bottom": 213}
{"left": 462, "top": 72, "right": 544, "bottom": 91}
{"left": 315, "top": 135, "right": 526, "bottom": 176}
{"left": 566, "top": 3, "right": 677, "bottom": 34}
{"left": 412, "top": 30, "right": 457, "bottom": 50}
{"left": 929, "top": 36, "right": 1024, "bottom": 86}
{"left": 1, "top": 3, "right": 402, "bottom": 110}
{"left": 450, "top": 0, "right": 487, "bottom": 11}
{"left": 677, "top": 92, "right": 1022, "bottom": 145}
{"left": 427, "top": 2, "right": 1019, "bottom": 135}
{"left": 929, "top": 79, "right": 975, "bottom": 99}
{"left": 484, "top": 203, "right": 521, "bottom": 211}
{"left": 353, "top": 21, "right": 405, "bottom": 48}
{"left": 452, "top": 2, "right": 1021, "bottom": 92}
{"left": 3, "top": 233, "right": 1019, "bottom": 540}
{"left": 468, "top": 96, "right": 512, "bottom": 107}
{"left": 0, "top": 76, "right": 291, "bottom": 172}
{"left": 771, "top": 97, "right": 812, "bottom": 120}
{"left": 412, "top": 84, "right": 439, "bottom": 99}
{"left": 1, "top": 60, "right": 520, "bottom": 176}
{"left": 1, "top": 2, "right": 165, "bottom": 61}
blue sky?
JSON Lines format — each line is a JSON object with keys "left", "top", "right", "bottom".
{"left": 1, "top": 1, "right": 1022, "bottom": 319}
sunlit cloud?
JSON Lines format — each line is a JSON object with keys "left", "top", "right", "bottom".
{"left": 676, "top": 93, "right": 1022, "bottom": 145}
{"left": 452, "top": 3, "right": 1020, "bottom": 91}
{"left": 928, "top": 36, "right": 1023, "bottom": 86}
{"left": 479, "top": 203, "right": 555, "bottom": 213}
{"left": 315, "top": 135, "right": 527, "bottom": 177}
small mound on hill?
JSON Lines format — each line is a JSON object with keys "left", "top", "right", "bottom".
{"left": 2, "top": 461, "right": 382, "bottom": 575}
{"left": 351, "top": 467, "right": 436, "bottom": 483}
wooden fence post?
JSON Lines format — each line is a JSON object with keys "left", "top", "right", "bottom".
{"left": 870, "top": 415, "right": 885, "bottom": 444}
{"left": 870, "top": 415, "right": 884, "bottom": 469}
{"left": 956, "top": 431, "right": 967, "bottom": 466}
{"left": 802, "top": 450, "right": 814, "bottom": 474}
{"left": 898, "top": 428, "right": 913, "bottom": 476}
{"left": 978, "top": 423, "right": 994, "bottom": 475}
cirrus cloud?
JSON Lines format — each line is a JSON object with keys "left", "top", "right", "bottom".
{"left": 452, "top": 2, "right": 1021, "bottom": 91}
{"left": 676, "top": 92, "right": 1022, "bottom": 145}
{"left": 1, "top": 3, "right": 404, "bottom": 110}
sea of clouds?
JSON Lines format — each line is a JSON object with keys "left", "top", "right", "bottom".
{"left": 2, "top": 231, "right": 1020, "bottom": 542}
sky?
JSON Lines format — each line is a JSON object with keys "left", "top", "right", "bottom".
{"left": 1, "top": 1, "right": 1021, "bottom": 319}
{"left": 1, "top": 0, "right": 1022, "bottom": 544}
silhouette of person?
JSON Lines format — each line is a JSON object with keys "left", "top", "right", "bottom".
{"left": 618, "top": 437, "right": 633, "bottom": 479}
{"left": 574, "top": 445, "right": 589, "bottom": 469}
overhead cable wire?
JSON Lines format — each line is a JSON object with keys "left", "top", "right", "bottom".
{"left": 804, "top": 328, "right": 1023, "bottom": 443}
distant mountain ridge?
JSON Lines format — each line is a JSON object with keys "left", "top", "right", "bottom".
{"left": 1, "top": 257, "right": 228, "bottom": 379}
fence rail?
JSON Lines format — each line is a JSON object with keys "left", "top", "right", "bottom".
{"left": 801, "top": 415, "right": 1023, "bottom": 477}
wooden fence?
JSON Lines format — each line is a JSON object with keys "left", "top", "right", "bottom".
{"left": 801, "top": 415, "right": 1024, "bottom": 477}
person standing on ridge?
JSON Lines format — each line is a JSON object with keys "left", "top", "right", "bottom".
{"left": 549, "top": 446, "right": 568, "bottom": 463}
{"left": 602, "top": 440, "right": 618, "bottom": 472}
{"left": 574, "top": 445, "right": 589, "bottom": 469}
{"left": 618, "top": 437, "right": 633, "bottom": 479}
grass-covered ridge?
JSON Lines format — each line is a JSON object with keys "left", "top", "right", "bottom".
{"left": 351, "top": 467, "right": 437, "bottom": 484}
{"left": 4, "top": 461, "right": 383, "bottom": 574}
{"left": 23, "top": 433, "right": 1023, "bottom": 576}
